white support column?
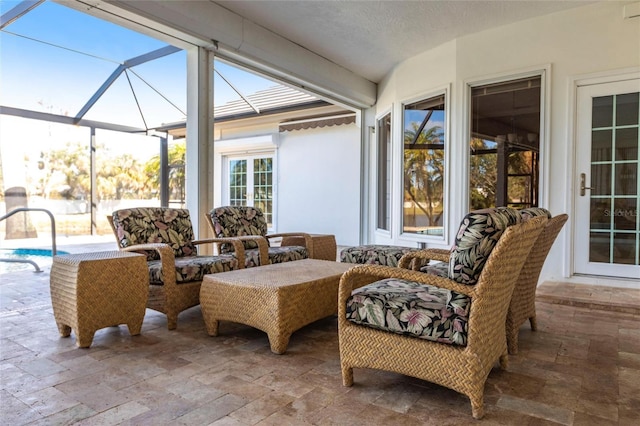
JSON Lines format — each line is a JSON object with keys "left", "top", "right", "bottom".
{"left": 186, "top": 46, "right": 214, "bottom": 239}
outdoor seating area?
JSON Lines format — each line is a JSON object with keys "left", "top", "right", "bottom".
{"left": 1, "top": 1, "right": 638, "bottom": 423}
{"left": 1, "top": 249, "right": 639, "bottom": 424}
{"left": 1, "top": 205, "right": 639, "bottom": 423}
{"left": 109, "top": 207, "right": 248, "bottom": 330}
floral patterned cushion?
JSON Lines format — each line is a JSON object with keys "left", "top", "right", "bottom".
{"left": 420, "top": 261, "right": 449, "bottom": 278}
{"left": 209, "top": 206, "right": 268, "bottom": 253}
{"left": 243, "top": 246, "right": 308, "bottom": 267}
{"left": 345, "top": 278, "right": 471, "bottom": 346}
{"left": 148, "top": 255, "right": 238, "bottom": 285}
{"left": 519, "top": 207, "right": 551, "bottom": 221}
{"left": 449, "top": 207, "right": 521, "bottom": 285}
{"left": 340, "top": 245, "right": 419, "bottom": 267}
{"left": 112, "top": 208, "right": 197, "bottom": 262}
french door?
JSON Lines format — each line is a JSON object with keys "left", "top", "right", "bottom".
{"left": 227, "top": 155, "right": 274, "bottom": 227}
{"left": 574, "top": 77, "right": 640, "bottom": 280}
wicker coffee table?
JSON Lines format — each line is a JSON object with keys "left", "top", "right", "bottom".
{"left": 50, "top": 251, "right": 149, "bottom": 348}
{"left": 200, "top": 259, "right": 353, "bottom": 354}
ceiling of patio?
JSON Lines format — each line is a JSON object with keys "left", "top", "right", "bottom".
{"left": 214, "top": 0, "right": 596, "bottom": 83}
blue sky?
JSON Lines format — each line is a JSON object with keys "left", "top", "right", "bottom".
{"left": 0, "top": 0, "right": 276, "bottom": 128}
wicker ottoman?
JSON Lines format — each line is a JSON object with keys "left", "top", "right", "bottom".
{"left": 200, "top": 258, "right": 353, "bottom": 354}
{"left": 50, "top": 251, "right": 149, "bottom": 348}
{"left": 340, "top": 244, "right": 420, "bottom": 267}
{"left": 281, "top": 234, "right": 337, "bottom": 261}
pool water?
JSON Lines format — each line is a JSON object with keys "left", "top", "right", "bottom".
{"left": 0, "top": 248, "right": 69, "bottom": 274}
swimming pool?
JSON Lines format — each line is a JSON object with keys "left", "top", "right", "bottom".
{"left": 0, "top": 248, "right": 69, "bottom": 273}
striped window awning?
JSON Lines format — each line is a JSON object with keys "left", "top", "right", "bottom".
{"left": 279, "top": 113, "right": 356, "bottom": 132}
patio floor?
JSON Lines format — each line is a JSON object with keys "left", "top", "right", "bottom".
{"left": 1, "top": 240, "right": 639, "bottom": 425}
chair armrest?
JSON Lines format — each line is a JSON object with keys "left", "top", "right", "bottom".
{"left": 398, "top": 249, "right": 450, "bottom": 270}
{"left": 266, "top": 232, "right": 313, "bottom": 257}
{"left": 120, "top": 243, "right": 178, "bottom": 293}
{"left": 238, "top": 235, "right": 270, "bottom": 266}
{"left": 120, "top": 242, "right": 172, "bottom": 259}
{"left": 193, "top": 237, "right": 248, "bottom": 269}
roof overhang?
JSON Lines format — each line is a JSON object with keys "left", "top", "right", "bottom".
{"left": 279, "top": 113, "right": 356, "bottom": 132}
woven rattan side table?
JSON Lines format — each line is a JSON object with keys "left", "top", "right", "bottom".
{"left": 281, "top": 234, "right": 337, "bottom": 261}
{"left": 200, "top": 258, "right": 353, "bottom": 354}
{"left": 50, "top": 251, "right": 149, "bottom": 348}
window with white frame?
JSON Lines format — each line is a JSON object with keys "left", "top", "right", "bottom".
{"left": 469, "top": 76, "right": 541, "bottom": 210}
{"left": 402, "top": 94, "right": 446, "bottom": 236}
{"left": 376, "top": 112, "right": 391, "bottom": 231}
{"left": 226, "top": 154, "right": 274, "bottom": 226}
{"left": 215, "top": 135, "right": 278, "bottom": 229}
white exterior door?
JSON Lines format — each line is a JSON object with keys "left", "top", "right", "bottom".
{"left": 574, "top": 77, "right": 640, "bottom": 280}
{"left": 226, "top": 155, "right": 274, "bottom": 227}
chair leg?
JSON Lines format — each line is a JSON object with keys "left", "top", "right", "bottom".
{"left": 166, "top": 313, "right": 178, "bottom": 330}
{"left": 470, "top": 398, "right": 485, "bottom": 420}
{"left": 499, "top": 352, "right": 509, "bottom": 370}
{"left": 529, "top": 316, "right": 537, "bottom": 331}
{"left": 56, "top": 322, "right": 72, "bottom": 337}
{"left": 507, "top": 329, "right": 518, "bottom": 355}
{"left": 127, "top": 319, "right": 143, "bottom": 336}
{"left": 341, "top": 363, "right": 354, "bottom": 386}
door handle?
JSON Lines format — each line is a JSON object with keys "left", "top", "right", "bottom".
{"left": 580, "top": 173, "right": 593, "bottom": 196}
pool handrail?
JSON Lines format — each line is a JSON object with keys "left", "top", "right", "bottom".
{"left": 0, "top": 207, "right": 56, "bottom": 272}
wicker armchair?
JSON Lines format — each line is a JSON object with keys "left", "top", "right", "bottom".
{"left": 338, "top": 216, "right": 547, "bottom": 419}
{"left": 109, "top": 207, "right": 246, "bottom": 330}
{"left": 505, "top": 214, "right": 568, "bottom": 353}
{"left": 206, "top": 206, "right": 312, "bottom": 267}
{"left": 399, "top": 210, "right": 568, "bottom": 354}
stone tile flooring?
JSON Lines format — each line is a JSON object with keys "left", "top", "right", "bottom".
{"left": 1, "top": 245, "right": 639, "bottom": 425}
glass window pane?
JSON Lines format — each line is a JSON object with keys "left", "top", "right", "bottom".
{"left": 590, "top": 198, "right": 611, "bottom": 230}
{"left": 508, "top": 151, "right": 532, "bottom": 174}
{"left": 592, "top": 95, "right": 613, "bottom": 128}
{"left": 616, "top": 92, "right": 639, "bottom": 126}
{"left": 377, "top": 113, "right": 391, "bottom": 231}
{"left": 470, "top": 146, "right": 497, "bottom": 209}
{"left": 615, "top": 163, "right": 637, "bottom": 196}
{"left": 229, "top": 159, "right": 247, "bottom": 205}
{"left": 616, "top": 128, "right": 638, "bottom": 161}
{"left": 508, "top": 176, "right": 532, "bottom": 206}
{"left": 167, "top": 139, "right": 186, "bottom": 208}
{"left": 613, "top": 198, "right": 638, "bottom": 231}
{"left": 591, "top": 130, "right": 612, "bottom": 162}
{"left": 591, "top": 164, "right": 611, "bottom": 196}
{"left": 403, "top": 95, "right": 445, "bottom": 236}
{"left": 589, "top": 232, "right": 610, "bottom": 263}
{"left": 613, "top": 233, "right": 637, "bottom": 265}
{"left": 470, "top": 76, "right": 541, "bottom": 209}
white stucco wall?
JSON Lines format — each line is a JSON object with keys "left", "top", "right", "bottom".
{"left": 374, "top": 1, "right": 640, "bottom": 285}
{"left": 277, "top": 124, "right": 361, "bottom": 246}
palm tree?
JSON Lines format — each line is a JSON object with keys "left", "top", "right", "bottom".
{"left": 97, "top": 150, "right": 147, "bottom": 200}
{"left": 403, "top": 122, "right": 444, "bottom": 228}
{"left": 469, "top": 137, "right": 497, "bottom": 210}
{"left": 144, "top": 141, "right": 186, "bottom": 203}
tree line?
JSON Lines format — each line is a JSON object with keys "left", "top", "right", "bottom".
{"left": 28, "top": 140, "right": 185, "bottom": 202}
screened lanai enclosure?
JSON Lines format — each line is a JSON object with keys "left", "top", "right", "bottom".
{"left": 0, "top": 0, "right": 281, "bottom": 239}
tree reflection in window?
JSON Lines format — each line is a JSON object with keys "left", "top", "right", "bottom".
{"left": 403, "top": 95, "right": 445, "bottom": 236}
